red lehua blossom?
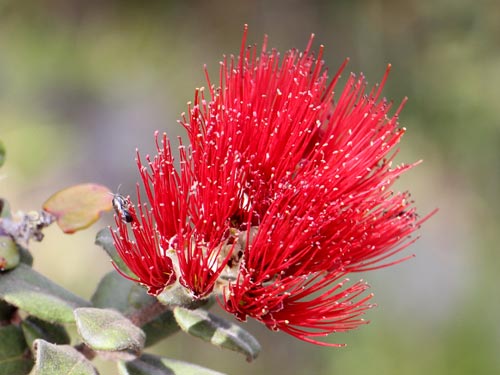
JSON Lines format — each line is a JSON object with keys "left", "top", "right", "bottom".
{"left": 112, "top": 25, "right": 433, "bottom": 346}
{"left": 111, "top": 195, "right": 176, "bottom": 295}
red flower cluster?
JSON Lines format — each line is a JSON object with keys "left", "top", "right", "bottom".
{"left": 112, "top": 26, "right": 431, "bottom": 346}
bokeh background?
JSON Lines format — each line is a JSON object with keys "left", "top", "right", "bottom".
{"left": 1, "top": 1, "right": 499, "bottom": 374}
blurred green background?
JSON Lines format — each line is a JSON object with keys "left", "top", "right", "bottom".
{"left": 1, "top": 0, "right": 499, "bottom": 374}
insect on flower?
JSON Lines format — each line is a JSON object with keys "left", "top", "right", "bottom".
{"left": 111, "top": 25, "right": 435, "bottom": 346}
{"left": 111, "top": 192, "right": 134, "bottom": 224}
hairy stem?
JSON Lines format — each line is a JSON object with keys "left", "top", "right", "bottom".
{"left": 74, "top": 343, "right": 97, "bottom": 361}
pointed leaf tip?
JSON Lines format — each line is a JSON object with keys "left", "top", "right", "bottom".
{"left": 43, "top": 183, "right": 113, "bottom": 233}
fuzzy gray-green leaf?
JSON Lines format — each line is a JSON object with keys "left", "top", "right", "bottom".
{"left": 117, "top": 353, "right": 226, "bottom": 375}
{"left": 141, "top": 309, "right": 180, "bottom": 347}
{"left": 95, "top": 228, "right": 133, "bottom": 277}
{"left": 173, "top": 307, "right": 261, "bottom": 362}
{"left": 0, "top": 264, "right": 91, "bottom": 323}
{"left": 91, "top": 271, "right": 153, "bottom": 313}
{"left": 74, "top": 307, "right": 145, "bottom": 356}
{"left": 0, "top": 325, "right": 34, "bottom": 375}
{"left": 21, "top": 316, "right": 71, "bottom": 349}
{"left": 32, "top": 339, "right": 98, "bottom": 375}
{"left": 91, "top": 272, "right": 180, "bottom": 347}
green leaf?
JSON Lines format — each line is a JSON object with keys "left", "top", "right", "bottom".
{"left": 0, "top": 263, "right": 91, "bottom": 323}
{"left": 74, "top": 307, "right": 145, "bottom": 357}
{"left": 173, "top": 307, "right": 261, "bottom": 362}
{"left": 0, "top": 235, "right": 20, "bottom": 271}
{"left": 0, "top": 324, "right": 34, "bottom": 375}
{"left": 91, "top": 272, "right": 180, "bottom": 347}
{"left": 0, "top": 140, "right": 5, "bottom": 168}
{"left": 21, "top": 316, "right": 71, "bottom": 349}
{"left": 95, "top": 228, "right": 133, "bottom": 277}
{"left": 43, "top": 183, "right": 113, "bottom": 234}
{"left": 141, "top": 310, "right": 180, "bottom": 348}
{"left": 117, "top": 353, "right": 227, "bottom": 375}
{"left": 91, "top": 271, "right": 151, "bottom": 313}
{"left": 32, "top": 339, "right": 98, "bottom": 375}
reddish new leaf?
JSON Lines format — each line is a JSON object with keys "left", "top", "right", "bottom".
{"left": 43, "top": 183, "right": 113, "bottom": 234}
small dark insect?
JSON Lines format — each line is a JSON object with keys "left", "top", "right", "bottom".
{"left": 112, "top": 193, "right": 133, "bottom": 223}
{"left": 227, "top": 250, "right": 244, "bottom": 269}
